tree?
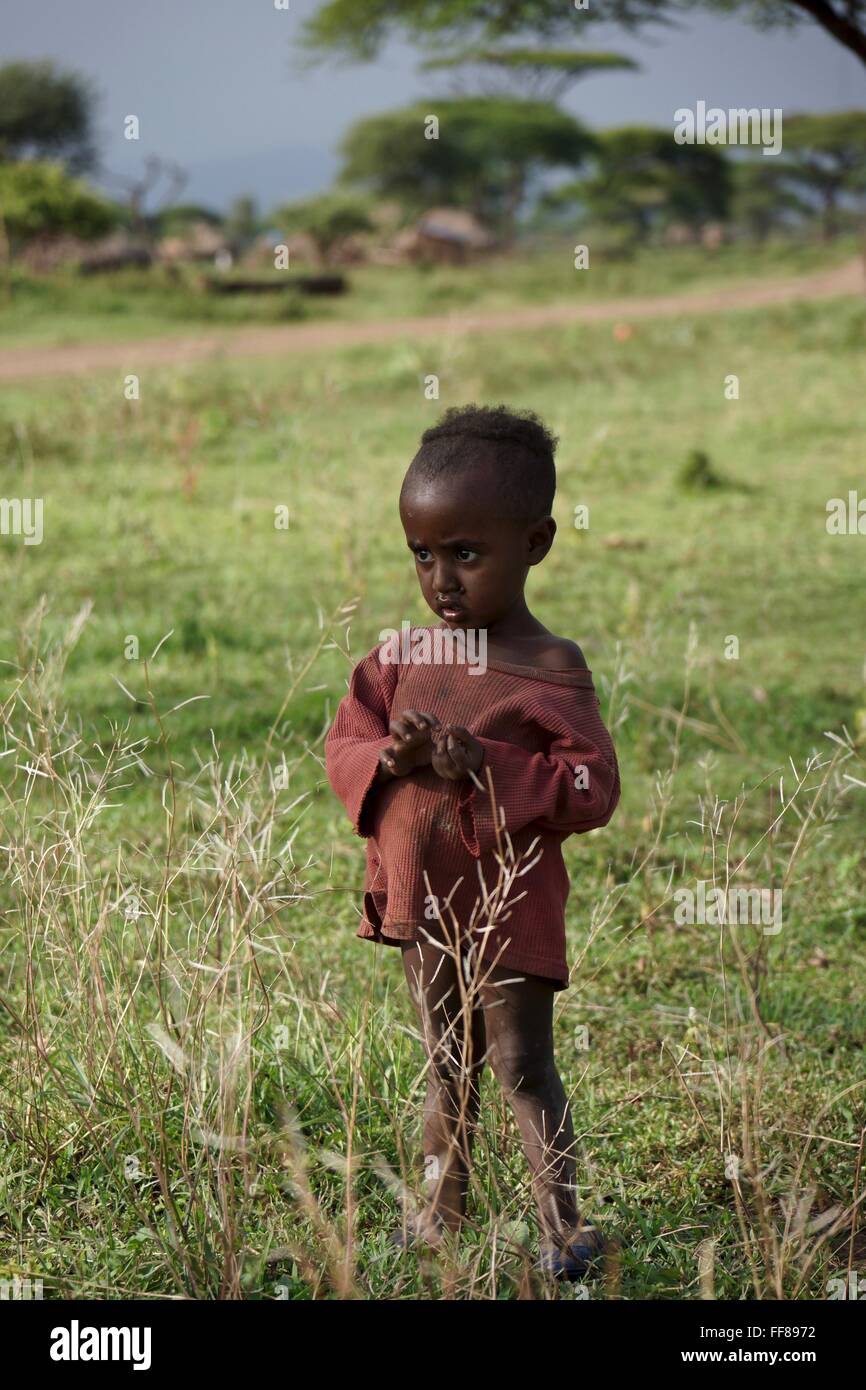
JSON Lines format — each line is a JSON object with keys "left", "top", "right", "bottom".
{"left": 223, "top": 196, "right": 262, "bottom": 253}
{"left": 98, "top": 157, "right": 188, "bottom": 238}
{"left": 272, "top": 191, "right": 375, "bottom": 264}
{"left": 729, "top": 158, "right": 810, "bottom": 240}
{"left": 299, "top": 0, "right": 866, "bottom": 71}
{"left": 779, "top": 111, "right": 866, "bottom": 238}
{"left": 298, "top": 1, "right": 667, "bottom": 64}
{"left": 154, "top": 203, "right": 224, "bottom": 237}
{"left": 543, "top": 126, "right": 730, "bottom": 244}
{"left": 0, "top": 61, "right": 97, "bottom": 172}
{"left": 337, "top": 98, "right": 596, "bottom": 242}
{"left": 0, "top": 161, "right": 118, "bottom": 247}
{"left": 700, "top": 1, "right": 866, "bottom": 69}
{"left": 419, "top": 46, "right": 638, "bottom": 102}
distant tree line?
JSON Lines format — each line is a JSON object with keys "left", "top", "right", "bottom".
{"left": 1, "top": 57, "right": 864, "bottom": 264}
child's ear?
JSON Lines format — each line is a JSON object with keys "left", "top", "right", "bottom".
{"left": 526, "top": 516, "right": 556, "bottom": 566}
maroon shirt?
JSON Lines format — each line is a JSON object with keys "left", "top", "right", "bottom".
{"left": 325, "top": 628, "right": 621, "bottom": 990}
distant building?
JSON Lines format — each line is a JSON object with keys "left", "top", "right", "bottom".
{"left": 19, "top": 230, "right": 153, "bottom": 274}
{"left": 79, "top": 232, "right": 154, "bottom": 273}
{"left": 157, "top": 220, "right": 232, "bottom": 266}
{"left": 700, "top": 221, "right": 728, "bottom": 250}
{"left": 383, "top": 207, "right": 497, "bottom": 266}
{"left": 241, "top": 231, "right": 318, "bottom": 268}
{"left": 18, "top": 233, "right": 92, "bottom": 273}
{"left": 663, "top": 221, "right": 730, "bottom": 250}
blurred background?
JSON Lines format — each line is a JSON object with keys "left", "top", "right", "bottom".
{"left": 1, "top": 0, "right": 865, "bottom": 341}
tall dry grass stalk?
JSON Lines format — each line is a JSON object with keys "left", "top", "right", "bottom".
{"left": 0, "top": 599, "right": 360, "bottom": 1297}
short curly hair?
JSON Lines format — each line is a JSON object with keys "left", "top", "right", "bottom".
{"left": 403, "top": 403, "right": 559, "bottom": 523}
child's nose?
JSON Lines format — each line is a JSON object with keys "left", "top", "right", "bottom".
{"left": 432, "top": 565, "right": 459, "bottom": 594}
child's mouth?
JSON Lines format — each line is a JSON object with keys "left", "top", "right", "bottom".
{"left": 438, "top": 603, "right": 467, "bottom": 623}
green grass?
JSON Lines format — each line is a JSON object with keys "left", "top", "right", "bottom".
{"left": 0, "top": 233, "right": 858, "bottom": 349}
{"left": 0, "top": 289, "right": 864, "bottom": 1299}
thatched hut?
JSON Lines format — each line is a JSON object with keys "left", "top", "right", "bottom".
{"left": 240, "top": 231, "right": 319, "bottom": 268}
{"left": 78, "top": 232, "right": 154, "bottom": 273}
{"left": 409, "top": 208, "right": 497, "bottom": 265}
{"left": 157, "top": 220, "right": 232, "bottom": 266}
{"left": 18, "top": 234, "right": 93, "bottom": 273}
{"left": 19, "top": 231, "right": 154, "bottom": 274}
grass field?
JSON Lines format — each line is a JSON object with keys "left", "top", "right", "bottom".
{"left": 1, "top": 287, "right": 864, "bottom": 1299}
{"left": 0, "top": 233, "right": 859, "bottom": 348}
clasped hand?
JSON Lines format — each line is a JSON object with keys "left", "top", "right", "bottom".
{"left": 378, "top": 710, "right": 483, "bottom": 782}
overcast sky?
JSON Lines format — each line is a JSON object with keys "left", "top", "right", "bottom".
{"left": 1, "top": 0, "right": 864, "bottom": 211}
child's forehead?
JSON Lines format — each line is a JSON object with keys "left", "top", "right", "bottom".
{"left": 399, "top": 485, "right": 497, "bottom": 536}
{"left": 401, "top": 459, "right": 498, "bottom": 511}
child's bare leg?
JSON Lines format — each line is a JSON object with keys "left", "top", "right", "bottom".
{"left": 480, "top": 963, "right": 585, "bottom": 1250}
{"left": 400, "top": 939, "right": 486, "bottom": 1240}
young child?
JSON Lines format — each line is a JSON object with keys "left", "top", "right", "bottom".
{"left": 325, "top": 404, "right": 621, "bottom": 1280}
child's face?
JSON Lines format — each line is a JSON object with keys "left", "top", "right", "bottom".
{"left": 399, "top": 464, "right": 554, "bottom": 631}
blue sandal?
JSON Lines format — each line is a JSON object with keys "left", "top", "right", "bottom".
{"left": 537, "top": 1226, "right": 606, "bottom": 1281}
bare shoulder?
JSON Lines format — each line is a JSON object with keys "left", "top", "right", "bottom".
{"left": 531, "top": 636, "right": 589, "bottom": 672}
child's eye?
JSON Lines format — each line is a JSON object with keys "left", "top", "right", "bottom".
{"left": 414, "top": 547, "right": 431, "bottom": 562}
{"left": 456, "top": 548, "right": 477, "bottom": 562}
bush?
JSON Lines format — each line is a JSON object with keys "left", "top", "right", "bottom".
{"left": 0, "top": 159, "right": 119, "bottom": 247}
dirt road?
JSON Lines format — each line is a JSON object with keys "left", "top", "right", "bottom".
{"left": 1, "top": 258, "right": 861, "bottom": 383}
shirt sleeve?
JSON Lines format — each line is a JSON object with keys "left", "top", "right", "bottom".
{"left": 325, "top": 645, "right": 398, "bottom": 837}
{"left": 455, "top": 717, "right": 621, "bottom": 858}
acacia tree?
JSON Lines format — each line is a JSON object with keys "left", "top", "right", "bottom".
{"left": 419, "top": 47, "right": 638, "bottom": 102}
{"left": 298, "top": 1, "right": 666, "bottom": 63}
{"left": 543, "top": 126, "right": 731, "bottom": 244}
{"left": 729, "top": 158, "right": 810, "bottom": 240}
{"left": 337, "top": 97, "right": 596, "bottom": 243}
{"left": 701, "top": 0, "right": 866, "bottom": 68}
{"left": 299, "top": 0, "right": 866, "bottom": 70}
{"left": 780, "top": 112, "right": 866, "bottom": 238}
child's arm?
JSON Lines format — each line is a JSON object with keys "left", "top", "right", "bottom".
{"left": 325, "top": 647, "right": 400, "bottom": 837}
{"left": 325, "top": 649, "right": 440, "bottom": 835}
{"left": 452, "top": 722, "right": 620, "bottom": 858}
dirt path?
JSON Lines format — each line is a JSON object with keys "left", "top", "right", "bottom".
{"left": 1, "top": 258, "right": 861, "bottom": 383}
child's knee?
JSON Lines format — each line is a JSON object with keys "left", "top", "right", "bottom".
{"left": 489, "top": 1042, "right": 556, "bottom": 1097}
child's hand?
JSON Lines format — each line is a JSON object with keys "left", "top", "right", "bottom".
{"left": 431, "top": 724, "right": 484, "bottom": 781}
{"left": 379, "top": 710, "right": 441, "bottom": 779}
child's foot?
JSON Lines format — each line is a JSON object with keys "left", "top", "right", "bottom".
{"left": 536, "top": 1224, "right": 606, "bottom": 1281}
